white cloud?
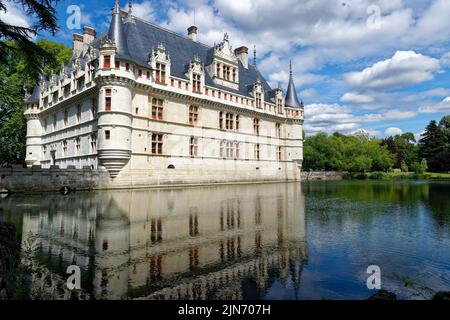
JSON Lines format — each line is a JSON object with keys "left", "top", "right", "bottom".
{"left": 344, "top": 51, "right": 441, "bottom": 90}
{"left": 341, "top": 92, "right": 374, "bottom": 104}
{"left": 385, "top": 127, "right": 403, "bottom": 137}
{"left": 0, "top": 2, "right": 31, "bottom": 28}
{"left": 418, "top": 97, "right": 450, "bottom": 113}
{"left": 130, "top": 1, "right": 155, "bottom": 22}
{"left": 300, "top": 88, "right": 318, "bottom": 100}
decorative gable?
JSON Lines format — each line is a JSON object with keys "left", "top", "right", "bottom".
{"left": 206, "top": 33, "right": 239, "bottom": 90}
{"left": 148, "top": 43, "right": 171, "bottom": 84}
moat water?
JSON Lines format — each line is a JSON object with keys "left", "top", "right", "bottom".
{"left": 0, "top": 180, "right": 449, "bottom": 300}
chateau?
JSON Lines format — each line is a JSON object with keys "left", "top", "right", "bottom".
{"left": 24, "top": 0, "right": 304, "bottom": 188}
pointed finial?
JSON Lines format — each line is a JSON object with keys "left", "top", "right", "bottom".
{"left": 290, "top": 60, "right": 293, "bottom": 77}
{"left": 253, "top": 45, "right": 257, "bottom": 66}
{"left": 113, "top": 0, "right": 120, "bottom": 14}
{"left": 128, "top": 0, "right": 132, "bottom": 14}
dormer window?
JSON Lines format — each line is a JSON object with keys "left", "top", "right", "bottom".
{"left": 193, "top": 74, "right": 201, "bottom": 93}
{"left": 256, "top": 93, "right": 262, "bottom": 109}
{"left": 277, "top": 98, "right": 283, "bottom": 114}
{"left": 156, "top": 63, "right": 166, "bottom": 84}
{"left": 104, "top": 55, "right": 111, "bottom": 68}
{"left": 216, "top": 63, "right": 221, "bottom": 77}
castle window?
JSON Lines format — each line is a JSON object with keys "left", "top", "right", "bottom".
{"left": 178, "top": 81, "right": 182, "bottom": 89}
{"left": 147, "top": 71, "right": 150, "bottom": 80}
{"left": 75, "top": 137, "right": 81, "bottom": 154}
{"left": 220, "top": 141, "right": 225, "bottom": 158}
{"left": 235, "top": 115, "right": 240, "bottom": 131}
{"left": 103, "top": 55, "right": 110, "bottom": 68}
{"left": 226, "top": 113, "right": 234, "bottom": 130}
{"left": 226, "top": 141, "right": 233, "bottom": 158}
{"left": 205, "top": 88, "right": 209, "bottom": 95}
{"left": 277, "top": 98, "right": 283, "bottom": 114}
{"left": 193, "top": 74, "right": 201, "bottom": 93}
{"left": 216, "top": 63, "right": 221, "bottom": 77}
{"left": 190, "top": 137, "right": 198, "bottom": 157}
{"left": 219, "top": 112, "right": 224, "bottom": 130}
{"left": 233, "top": 68, "right": 237, "bottom": 82}
{"left": 53, "top": 114, "right": 57, "bottom": 130}
{"left": 105, "top": 89, "right": 112, "bottom": 111}
{"left": 171, "top": 79, "right": 174, "bottom": 86}
{"left": 64, "top": 109, "right": 68, "bottom": 127}
{"left": 256, "top": 92, "right": 262, "bottom": 109}
{"left": 76, "top": 104, "right": 81, "bottom": 123}
{"left": 151, "top": 98, "right": 164, "bottom": 120}
{"left": 62, "top": 140, "right": 68, "bottom": 156}
{"left": 155, "top": 63, "right": 166, "bottom": 84}
{"left": 276, "top": 123, "right": 281, "bottom": 138}
{"left": 189, "top": 106, "right": 199, "bottom": 125}
{"left": 224, "top": 66, "right": 230, "bottom": 81}
{"left": 126, "top": 63, "right": 130, "bottom": 71}
{"left": 277, "top": 146, "right": 282, "bottom": 161}
{"left": 91, "top": 98, "right": 97, "bottom": 119}
{"left": 44, "top": 119, "right": 48, "bottom": 133}
{"left": 115, "top": 60, "right": 120, "bottom": 69}
{"left": 43, "top": 145, "right": 47, "bottom": 156}
{"left": 255, "top": 144, "right": 260, "bottom": 161}
{"left": 105, "top": 130, "right": 110, "bottom": 140}
{"left": 138, "top": 69, "right": 142, "bottom": 77}
{"left": 90, "top": 133, "right": 97, "bottom": 153}
{"left": 235, "top": 142, "right": 240, "bottom": 159}
{"left": 151, "top": 134, "right": 163, "bottom": 155}
{"left": 253, "top": 118, "right": 260, "bottom": 136}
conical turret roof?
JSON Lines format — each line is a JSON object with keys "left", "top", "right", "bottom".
{"left": 285, "top": 61, "right": 303, "bottom": 109}
{"left": 108, "top": 0, "right": 131, "bottom": 59}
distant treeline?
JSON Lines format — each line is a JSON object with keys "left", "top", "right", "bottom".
{"left": 304, "top": 116, "right": 450, "bottom": 173}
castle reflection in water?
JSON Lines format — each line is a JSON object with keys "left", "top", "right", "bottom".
{"left": 8, "top": 183, "right": 307, "bottom": 300}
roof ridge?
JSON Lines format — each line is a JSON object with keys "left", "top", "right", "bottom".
{"left": 130, "top": 15, "right": 212, "bottom": 50}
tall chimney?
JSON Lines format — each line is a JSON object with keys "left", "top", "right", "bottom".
{"left": 235, "top": 46, "right": 249, "bottom": 69}
{"left": 188, "top": 26, "right": 198, "bottom": 42}
{"left": 73, "top": 33, "right": 83, "bottom": 58}
{"left": 83, "top": 26, "right": 96, "bottom": 54}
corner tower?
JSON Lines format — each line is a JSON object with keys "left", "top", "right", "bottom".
{"left": 24, "top": 85, "right": 43, "bottom": 167}
{"left": 95, "top": 0, "right": 134, "bottom": 178}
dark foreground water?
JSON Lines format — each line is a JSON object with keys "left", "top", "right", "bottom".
{"left": 0, "top": 180, "right": 449, "bottom": 300}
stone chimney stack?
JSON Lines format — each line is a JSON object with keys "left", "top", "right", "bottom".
{"left": 73, "top": 33, "right": 84, "bottom": 58}
{"left": 188, "top": 26, "right": 198, "bottom": 42}
{"left": 235, "top": 46, "right": 249, "bottom": 69}
{"left": 83, "top": 26, "right": 96, "bottom": 45}
{"left": 83, "top": 26, "right": 96, "bottom": 54}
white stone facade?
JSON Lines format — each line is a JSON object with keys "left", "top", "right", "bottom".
{"left": 24, "top": 7, "right": 304, "bottom": 188}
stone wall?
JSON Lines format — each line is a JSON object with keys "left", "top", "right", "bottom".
{"left": 300, "top": 171, "right": 343, "bottom": 181}
{"left": 0, "top": 165, "right": 109, "bottom": 193}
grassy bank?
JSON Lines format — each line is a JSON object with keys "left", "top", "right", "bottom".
{"left": 343, "top": 172, "right": 450, "bottom": 180}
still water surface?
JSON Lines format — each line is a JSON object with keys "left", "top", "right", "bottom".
{"left": 0, "top": 180, "right": 449, "bottom": 300}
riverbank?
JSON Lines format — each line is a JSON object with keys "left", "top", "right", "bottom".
{"left": 343, "top": 172, "right": 450, "bottom": 180}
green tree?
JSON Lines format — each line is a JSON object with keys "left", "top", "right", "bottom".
{"left": 0, "top": 40, "right": 71, "bottom": 166}
{"left": 419, "top": 120, "right": 448, "bottom": 172}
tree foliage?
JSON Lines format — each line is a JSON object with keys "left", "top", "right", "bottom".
{"left": 419, "top": 118, "right": 450, "bottom": 172}
{"left": 0, "top": 40, "right": 71, "bottom": 166}
{"left": 303, "top": 132, "right": 394, "bottom": 172}
{"left": 304, "top": 117, "right": 450, "bottom": 173}
{"left": 0, "top": 0, "right": 60, "bottom": 71}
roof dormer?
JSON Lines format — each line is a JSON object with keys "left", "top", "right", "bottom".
{"left": 148, "top": 43, "right": 171, "bottom": 85}
{"left": 206, "top": 33, "right": 239, "bottom": 90}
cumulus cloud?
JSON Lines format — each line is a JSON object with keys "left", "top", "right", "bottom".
{"left": 341, "top": 92, "right": 374, "bottom": 104}
{"left": 344, "top": 51, "right": 441, "bottom": 90}
{"left": 385, "top": 127, "right": 403, "bottom": 137}
{"left": 130, "top": 1, "right": 155, "bottom": 22}
{"left": 418, "top": 97, "right": 450, "bottom": 113}
{"left": 304, "top": 101, "right": 418, "bottom": 135}
{"left": 0, "top": 1, "right": 31, "bottom": 28}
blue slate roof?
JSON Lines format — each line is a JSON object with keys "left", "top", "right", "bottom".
{"left": 99, "top": 12, "right": 274, "bottom": 99}
{"left": 26, "top": 85, "right": 40, "bottom": 103}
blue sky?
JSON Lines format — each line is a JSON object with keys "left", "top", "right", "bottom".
{"left": 3, "top": 0, "right": 450, "bottom": 138}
